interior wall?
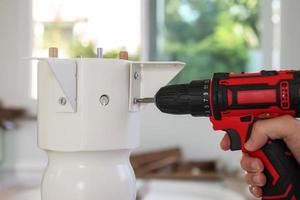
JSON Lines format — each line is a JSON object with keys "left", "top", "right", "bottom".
{"left": 0, "top": 0, "right": 34, "bottom": 109}
{"left": 280, "top": 1, "right": 300, "bottom": 69}
{"left": 0, "top": 0, "right": 46, "bottom": 171}
{"left": 261, "top": 0, "right": 273, "bottom": 67}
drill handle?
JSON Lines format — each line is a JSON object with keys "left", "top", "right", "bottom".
{"left": 211, "top": 116, "right": 300, "bottom": 199}
{"left": 249, "top": 139, "right": 300, "bottom": 200}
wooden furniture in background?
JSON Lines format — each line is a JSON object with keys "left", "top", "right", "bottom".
{"left": 0, "top": 101, "right": 27, "bottom": 130}
{"left": 131, "top": 147, "right": 221, "bottom": 180}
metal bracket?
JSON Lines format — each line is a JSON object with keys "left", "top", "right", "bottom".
{"left": 26, "top": 57, "right": 78, "bottom": 113}
{"left": 47, "top": 59, "right": 77, "bottom": 112}
{"left": 128, "top": 62, "right": 185, "bottom": 112}
{"left": 129, "top": 63, "right": 142, "bottom": 112}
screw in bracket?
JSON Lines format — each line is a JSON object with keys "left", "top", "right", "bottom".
{"left": 97, "top": 48, "right": 103, "bottom": 58}
{"left": 59, "top": 97, "right": 67, "bottom": 106}
{"left": 99, "top": 95, "right": 110, "bottom": 106}
{"left": 49, "top": 47, "right": 58, "bottom": 58}
{"left": 134, "top": 72, "right": 140, "bottom": 80}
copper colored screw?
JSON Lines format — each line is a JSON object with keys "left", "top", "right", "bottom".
{"left": 119, "top": 51, "right": 129, "bottom": 60}
{"left": 49, "top": 47, "right": 58, "bottom": 58}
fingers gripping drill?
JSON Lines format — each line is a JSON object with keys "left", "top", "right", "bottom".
{"left": 136, "top": 70, "right": 300, "bottom": 200}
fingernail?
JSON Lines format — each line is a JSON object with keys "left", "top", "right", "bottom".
{"left": 249, "top": 186, "right": 259, "bottom": 197}
{"left": 251, "top": 186, "right": 261, "bottom": 197}
{"left": 249, "top": 186, "right": 255, "bottom": 195}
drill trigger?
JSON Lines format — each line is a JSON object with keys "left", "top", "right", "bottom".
{"left": 225, "top": 129, "right": 242, "bottom": 151}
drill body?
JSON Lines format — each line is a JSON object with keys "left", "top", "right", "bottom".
{"left": 155, "top": 70, "right": 300, "bottom": 200}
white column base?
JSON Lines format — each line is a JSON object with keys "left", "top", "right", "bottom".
{"left": 41, "top": 150, "right": 136, "bottom": 200}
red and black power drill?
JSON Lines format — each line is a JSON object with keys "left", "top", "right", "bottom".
{"left": 141, "top": 70, "right": 300, "bottom": 200}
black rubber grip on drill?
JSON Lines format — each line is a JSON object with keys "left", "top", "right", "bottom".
{"left": 250, "top": 140, "right": 300, "bottom": 200}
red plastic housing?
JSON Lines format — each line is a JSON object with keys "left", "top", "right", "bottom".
{"left": 209, "top": 70, "right": 300, "bottom": 199}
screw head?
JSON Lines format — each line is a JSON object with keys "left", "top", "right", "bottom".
{"left": 99, "top": 95, "right": 110, "bottom": 106}
{"left": 119, "top": 51, "right": 128, "bottom": 60}
{"left": 97, "top": 47, "right": 103, "bottom": 58}
{"left": 59, "top": 97, "right": 67, "bottom": 106}
{"left": 49, "top": 47, "right": 58, "bottom": 58}
{"left": 134, "top": 72, "right": 140, "bottom": 80}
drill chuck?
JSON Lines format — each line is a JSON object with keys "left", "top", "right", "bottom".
{"left": 155, "top": 80, "right": 211, "bottom": 116}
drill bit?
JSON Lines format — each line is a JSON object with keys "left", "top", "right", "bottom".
{"left": 134, "top": 98, "right": 155, "bottom": 104}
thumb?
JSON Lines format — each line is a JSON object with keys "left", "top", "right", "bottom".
{"left": 245, "top": 115, "right": 298, "bottom": 151}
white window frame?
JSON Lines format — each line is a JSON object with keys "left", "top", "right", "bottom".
{"left": 0, "top": 0, "right": 36, "bottom": 115}
{"left": 141, "top": 0, "right": 158, "bottom": 61}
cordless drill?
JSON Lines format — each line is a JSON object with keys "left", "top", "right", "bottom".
{"left": 137, "top": 70, "right": 300, "bottom": 200}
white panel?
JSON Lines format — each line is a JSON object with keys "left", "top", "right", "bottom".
{"left": 261, "top": 0, "right": 273, "bottom": 67}
{"left": 0, "top": 0, "right": 33, "bottom": 109}
{"left": 280, "top": 1, "right": 300, "bottom": 69}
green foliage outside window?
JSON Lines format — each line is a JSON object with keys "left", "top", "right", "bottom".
{"left": 158, "top": 0, "right": 260, "bottom": 83}
{"left": 41, "top": 20, "right": 140, "bottom": 60}
{"left": 42, "top": 20, "right": 97, "bottom": 58}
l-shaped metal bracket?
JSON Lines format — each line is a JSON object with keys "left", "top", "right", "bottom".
{"left": 128, "top": 62, "right": 185, "bottom": 112}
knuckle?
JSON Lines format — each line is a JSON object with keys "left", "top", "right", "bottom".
{"left": 240, "top": 155, "right": 247, "bottom": 168}
{"left": 245, "top": 172, "right": 266, "bottom": 187}
{"left": 282, "top": 115, "right": 299, "bottom": 137}
{"left": 244, "top": 173, "right": 252, "bottom": 185}
{"left": 281, "top": 115, "right": 293, "bottom": 121}
{"left": 240, "top": 155, "right": 263, "bottom": 172}
{"left": 256, "top": 159, "right": 264, "bottom": 172}
{"left": 239, "top": 155, "right": 244, "bottom": 165}
{"left": 289, "top": 117, "right": 299, "bottom": 129}
{"left": 239, "top": 160, "right": 245, "bottom": 169}
{"left": 260, "top": 174, "right": 267, "bottom": 185}
{"left": 252, "top": 122, "right": 264, "bottom": 135}
{"left": 281, "top": 115, "right": 296, "bottom": 128}
{"left": 240, "top": 157, "right": 251, "bottom": 171}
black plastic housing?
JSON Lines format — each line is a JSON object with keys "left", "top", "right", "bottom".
{"left": 155, "top": 80, "right": 211, "bottom": 116}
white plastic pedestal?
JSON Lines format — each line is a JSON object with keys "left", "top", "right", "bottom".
{"left": 37, "top": 58, "right": 184, "bottom": 200}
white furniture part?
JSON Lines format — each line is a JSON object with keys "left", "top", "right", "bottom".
{"left": 36, "top": 57, "right": 184, "bottom": 200}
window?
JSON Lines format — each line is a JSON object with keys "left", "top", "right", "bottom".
{"left": 31, "top": 0, "right": 141, "bottom": 99}
{"left": 154, "top": 0, "right": 264, "bottom": 83}
{"left": 30, "top": 0, "right": 275, "bottom": 99}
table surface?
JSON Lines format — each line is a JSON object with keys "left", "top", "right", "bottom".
{"left": 0, "top": 170, "right": 256, "bottom": 200}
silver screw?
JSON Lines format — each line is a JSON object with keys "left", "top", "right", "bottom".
{"left": 134, "top": 72, "right": 140, "bottom": 80}
{"left": 97, "top": 48, "right": 103, "bottom": 58}
{"left": 99, "top": 95, "right": 110, "bottom": 106}
{"left": 59, "top": 97, "right": 67, "bottom": 106}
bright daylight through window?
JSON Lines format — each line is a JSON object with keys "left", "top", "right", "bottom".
{"left": 31, "top": 0, "right": 141, "bottom": 99}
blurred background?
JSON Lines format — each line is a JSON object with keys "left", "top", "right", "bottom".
{"left": 0, "top": 0, "right": 299, "bottom": 199}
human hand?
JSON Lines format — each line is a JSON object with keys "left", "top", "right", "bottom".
{"left": 220, "top": 115, "right": 300, "bottom": 198}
